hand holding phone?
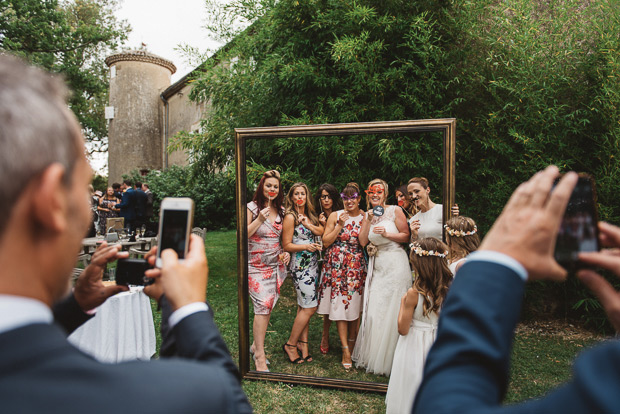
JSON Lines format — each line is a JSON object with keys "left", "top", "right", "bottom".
{"left": 156, "top": 197, "right": 194, "bottom": 268}
{"left": 554, "top": 175, "right": 600, "bottom": 271}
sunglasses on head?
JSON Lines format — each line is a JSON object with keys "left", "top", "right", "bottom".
{"left": 340, "top": 192, "right": 359, "bottom": 201}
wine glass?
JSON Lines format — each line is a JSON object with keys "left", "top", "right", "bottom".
{"left": 314, "top": 235, "right": 323, "bottom": 262}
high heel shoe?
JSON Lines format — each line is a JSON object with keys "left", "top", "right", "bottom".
{"left": 283, "top": 343, "right": 304, "bottom": 364}
{"left": 341, "top": 345, "right": 352, "bottom": 371}
{"left": 297, "top": 340, "right": 313, "bottom": 362}
{"left": 250, "top": 345, "right": 270, "bottom": 365}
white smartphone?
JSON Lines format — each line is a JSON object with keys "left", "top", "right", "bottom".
{"left": 156, "top": 197, "right": 194, "bottom": 268}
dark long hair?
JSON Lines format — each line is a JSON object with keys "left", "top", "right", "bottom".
{"left": 315, "top": 183, "right": 343, "bottom": 215}
{"left": 252, "top": 170, "right": 284, "bottom": 220}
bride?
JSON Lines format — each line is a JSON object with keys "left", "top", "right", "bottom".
{"left": 353, "top": 178, "right": 412, "bottom": 376}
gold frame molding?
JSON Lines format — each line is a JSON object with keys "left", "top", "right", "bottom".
{"left": 235, "top": 119, "right": 456, "bottom": 392}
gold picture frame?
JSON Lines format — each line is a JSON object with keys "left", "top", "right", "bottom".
{"left": 235, "top": 119, "right": 456, "bottom": 392}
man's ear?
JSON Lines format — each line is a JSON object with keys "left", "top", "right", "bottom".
{"left": 32, "top": 163, "right": 69, "bottom": 233}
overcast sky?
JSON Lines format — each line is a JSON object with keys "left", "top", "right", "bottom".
{"left": 90, "top": 0, "right": 225, "bottom": 174}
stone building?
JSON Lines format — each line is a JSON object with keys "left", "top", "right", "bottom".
{"left": 105, "top": 50, "right": 205, "bottom": 183}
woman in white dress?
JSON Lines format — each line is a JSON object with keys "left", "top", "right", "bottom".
{"left": 444, "top": 216, "right": 480, "bottom": 276}
{"left": 407, "top": 177, "right": 459, "bottom": 241}
{"left": 353, "top": 179, "right": 412, "bottom": 376}
{"left": 385, "top": 237, "right": 452, "bottom": 413}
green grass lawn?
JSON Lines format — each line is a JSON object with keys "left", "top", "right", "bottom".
{"left": 150, "top": 230, "right": 603, "bottom": 413}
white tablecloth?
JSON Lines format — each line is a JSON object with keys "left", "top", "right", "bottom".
{"left": 68, "top": 287, "right": 156, "bottom": 363}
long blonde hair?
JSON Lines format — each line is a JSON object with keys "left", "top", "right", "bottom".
{"left": 409, "top": 237, "right": 452, "bottom": 317}
{"left": 365, "top": 178, "right": 389, "bottom": 211}
{"left": 284, "top": 182, "right": 319, "bottom": 225}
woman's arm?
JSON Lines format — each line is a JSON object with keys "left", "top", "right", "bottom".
{"left": 282, "top": 214, "right": 319, "bottom": 253}
{"left": 300, "top": 215, "right": 325, "bottom": 236}
{"left": 358, "top": 211, "right": 371, "bottom": 247}
{"left": 97, "top": 199, "right": 109, "bottom": 212}
{"left": 397, "top": 288, "right": 418, "bottom": 335}
{"left": 247, "top": 207, "right": 264, "bottom": 238}
{"left": 380, "top": 207, "right": 410, "bottom": 243}
{"left": 322, "top": 212, "right": 341, "bottom": 247}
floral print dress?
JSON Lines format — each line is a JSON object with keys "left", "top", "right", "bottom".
{"left": 247, "top": 201, "right": 287, "bottom": 315}
{"left": 317, "top": 211, "right": 367, "bottom": 321}
{"left": 290, "top": 221, "right": 319, "bottom": 308}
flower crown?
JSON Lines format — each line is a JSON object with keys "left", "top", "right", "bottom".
{"left": 444, "top": 224, "right": 477, "bottom": 237}
{"left": 410, "top": 243, "right": 447, "bottom": 258}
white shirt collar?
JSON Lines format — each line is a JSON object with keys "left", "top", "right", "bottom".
{"left": 0, "top": 295, "right": 53, "bottom": 334}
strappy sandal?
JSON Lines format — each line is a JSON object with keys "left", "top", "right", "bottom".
{"left": 341, "top": 345, "right": 352, "bottom": 371}
{"left": 320, "top": 336, "right": 329, "bottom": 354}
{"left": 283, "top": 343, "right": 304, "bottom": 364}
{"left": 297, "top": 340, "right": 313, "bottom": 362}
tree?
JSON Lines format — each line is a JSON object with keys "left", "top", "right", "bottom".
{"left": 0, "top": 0, "right": 129, "bottom": 152}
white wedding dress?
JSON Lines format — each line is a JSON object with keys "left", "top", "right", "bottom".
{"left": 352, "top": 206, "right": 412, "bottom": 376}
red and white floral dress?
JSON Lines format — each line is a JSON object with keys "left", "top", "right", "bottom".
{"left": 247, "top": 201, "right": 287, "bottom": 315}
{"left": 317, "top": 210, "right": 367, "bottom": 321}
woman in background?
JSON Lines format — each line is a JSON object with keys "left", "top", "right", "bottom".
{"left": 408, "top": 177, "right": 459, "bottom": 241}
{"left": 395, "top": 184, "right": 415, "bottom": 219}
{"left": 282, "top": 183, "right": 324, "bottom": 363}
{"left": 247, "top": 170, "right": 289, "bottom": 372}
{"left": 315, "top": 183, "right": 343, "bottom": 354}
{"left": 317, "top": 182, "right": 367, "bottom": 370}
{"left": 98, "top": 187, "right": 120, "bottom": 234}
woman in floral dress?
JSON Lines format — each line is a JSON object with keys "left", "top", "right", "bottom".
{"left": 247, "top": 170, "right": 289, "bottom": 372}
{"left": 281, "top": 183, "right": 324, "bottom": 364}
{"left": 317, "top": 182, "right": 367, "bottom": 370}
{"left": 97, "top": 187, "right": 120, "bottom": 234}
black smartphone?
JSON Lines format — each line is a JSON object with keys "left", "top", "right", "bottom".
{"left": 156, "top": 198, "right": 194, "bottom": 268}
{"left": 115, "top": 258, "right": 154, "bottom": 286}
{"left": 554, "top": 175, "right": 600, "bottom": 271}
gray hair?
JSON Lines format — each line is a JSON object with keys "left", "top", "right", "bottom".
{"left": 0, "top": 54, "right": 80, "bottom": 235}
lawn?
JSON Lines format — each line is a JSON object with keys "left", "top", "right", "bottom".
{"left": 151, "top": 230, "right": 602, "bottom": 413}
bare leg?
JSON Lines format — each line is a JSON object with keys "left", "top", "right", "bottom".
{"left": 321, "top": 316, "right": 331, "bottom": 353}
{"left": 347, "top": 319, "right": 359, "bottom": 352}
{"left": 285, "top": 305, "right": 316, "bottom": 362}
{"left": 336, "top": 320, "right": 352, "bottom": 370}
{"left": 253, "top": 314, "right": 270, "bottom": 371}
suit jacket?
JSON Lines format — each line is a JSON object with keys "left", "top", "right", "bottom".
{"left": 412, "top": 260, "right": 620, "bottom": 414}
{"left": 115, "top": 188, "right": 136, "bottom": 221}
{"left": 145, "top": 189, "right": 154, "bottom": 218}
{"left": 134, "top": 189, "right": 148, "bottom": 220}
{"left": 1, "top": 295, "right": 252, "bottom": 413}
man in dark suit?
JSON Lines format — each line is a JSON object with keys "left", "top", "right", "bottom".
{"left": 0, "top": 54, "right": 251, "bottom": 413}
{"left": 413, "top": 166, "right": 620, "bottom": 413}
{"left": 115, "top": 179, "right": 136, "bottom": 232}
{"left": 133, "top": 181, "right": 148, "bottom": 229}
{"left": 142, "top": 183, "right": 154, "bottom": 220}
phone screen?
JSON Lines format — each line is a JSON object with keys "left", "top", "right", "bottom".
{"left": 160, "top": 209, "right": 189, "bottom": 259}
{"left": 554, "top": 176, "right": 599, "bottom": 269}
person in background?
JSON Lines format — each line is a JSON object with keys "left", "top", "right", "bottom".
{"left": 444, "top": 216, "right": 480, "bottom": 275}
{"left": 115, "top": 179, "right": 136, "bottom": 232}
{"left": 86, "top": 185, "right": 98, "bottom": 237}
{"left": 134, "top": 181, "right": 148, "bottom": 231}
{"left": 314, "top": 183, "right": 344, "bottom": 355}
{"left": 97, "top": 187, "right": 120, "bottom": 234}
{"left": 317, "top": 182, "right": 367, "bottom": 371}
{"left": 407, "top": 177, "right": 459, "bottom": 241}
{"left": 247, "top": 170, "right": 290, "bottom": 372}
{"left": 0, "top": 53, "right": 251, "bottom": 413}
{"left": 112, "top": 182, "right": 122, "bottom": 200}
{"left": 395, "top": 184, "right": 415, "bottom": 219}
{"left": 142, "top": 183, "right": 154, "bottom": 221}
{"left": 281, "top": 182, "right": 324, "bottom": 364}
{"left": 386, "top": 237, "right": 452, "bottom": 413}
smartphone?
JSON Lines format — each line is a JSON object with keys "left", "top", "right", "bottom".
{"left": 116, "top": 258, "right": 153, "bottom": 286}
{"left": 156, "top": 197, "right": 194, "bottom": 268}
{"left": 554, "top": 175, "right": 600, "bottom": 271}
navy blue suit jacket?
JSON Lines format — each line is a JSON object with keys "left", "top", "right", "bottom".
{"left": 0, "top": 295, "right": 252, "bottom": 413}
{"left": 413, "top": 260, "right": 620, "bottom": 414}
{"left": 115, "top": 188, "right": 136, "bottom": 222}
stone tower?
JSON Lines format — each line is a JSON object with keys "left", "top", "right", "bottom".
{"left": 105, "top": 50, "right": 176, "bottom": 183}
